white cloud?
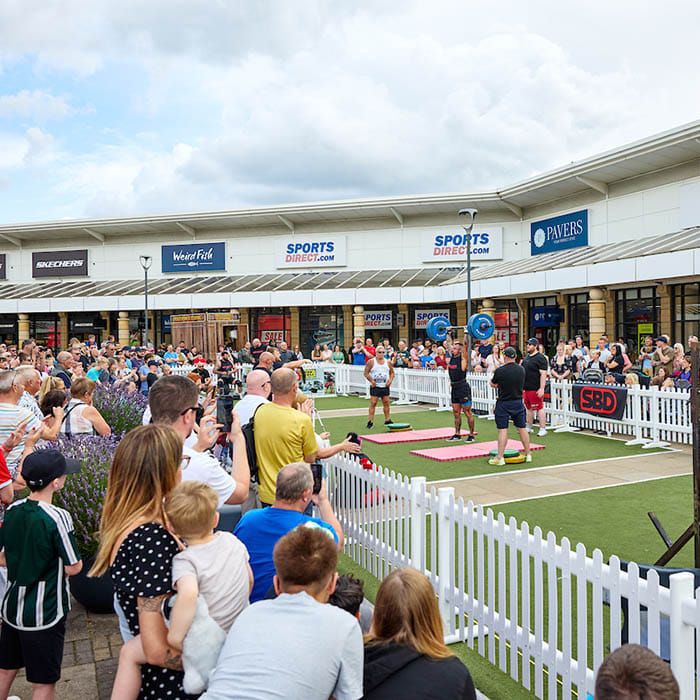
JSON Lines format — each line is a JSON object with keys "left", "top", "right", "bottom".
{"left": 0, "top": 89, "right": 74, "bottom": 121}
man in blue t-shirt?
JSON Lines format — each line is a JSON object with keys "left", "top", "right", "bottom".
{"left": 351, "top": 338, "right": 370, "bottom": 366}
{"left": 234, "top": 462, "right": 344, "bottom": 602}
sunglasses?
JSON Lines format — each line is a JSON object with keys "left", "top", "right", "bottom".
{"left": 180, "top": 455, "right": 191, "bottom": 470}
{"left": 179, "top": 405, "right": 199, "bottom": 416}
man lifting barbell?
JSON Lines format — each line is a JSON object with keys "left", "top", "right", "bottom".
{"left": 444, "top": 334, "right": 477, "bottom": 442}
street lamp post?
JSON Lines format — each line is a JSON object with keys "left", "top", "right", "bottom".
{"left": 458, "top": 208, "right": 478, "bottom": 361}
{"left": 139, "top": 255, "right": 153, "bottom": 348}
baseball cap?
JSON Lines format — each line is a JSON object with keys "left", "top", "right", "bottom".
{"left": 654, "top": 337, "right": 666, "bottom": 343}
{"left": 147, "top": 359, "right": 159, "bottom": 367}
{"left": 503, "top": 347, "right": 517, "bottom": 359}
{"left": 527, "top": 338, "right": 538, "bottom": 346}
{"left": 22, "top": 450, "right": 81, "bottom": 489}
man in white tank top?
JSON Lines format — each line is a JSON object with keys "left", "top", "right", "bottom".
{"left": 363, "top": 346, "right": 395, "bottom": 428}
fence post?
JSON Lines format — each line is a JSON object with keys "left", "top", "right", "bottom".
{"left": 435, "top": 370, "right": 451, "bottom": 412}
{"left": 644, "top": 387, "right": 671, "bottom": 449}
{"left": 552, "top": 381, "right": 579, "bottom": 433}
{"left": 669, "top": 572, "right": 694, "bottom": 699}
{"left": 437, "top": 487, "right": 455, "bottom": 629}
{"left": 410, "top": 476, "right": 427, "bottom": 573}
{"left": 625, "top": 385, "right": 649, "bottom": 446}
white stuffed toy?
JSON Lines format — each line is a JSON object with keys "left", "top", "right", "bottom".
{"left": 166, "top": 594, "right": 227, "bottom": 695}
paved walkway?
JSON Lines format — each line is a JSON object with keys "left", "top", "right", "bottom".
{"left": 429, "top": 445, "right": 691, "bottom": 506}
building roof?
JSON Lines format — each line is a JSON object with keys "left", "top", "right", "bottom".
{"left": 1, "top": 121, "right": 700, "bottom": 246}
{"left": 444, "top": 227, "right": 700, "bottom": 285}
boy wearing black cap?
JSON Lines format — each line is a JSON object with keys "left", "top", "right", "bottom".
{"left": 0, "top": 450, "right": 82, "bottom": 698}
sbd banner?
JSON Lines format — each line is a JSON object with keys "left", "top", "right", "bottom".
{"left": 572, "top": 383, "right": 627, "bottom": 420}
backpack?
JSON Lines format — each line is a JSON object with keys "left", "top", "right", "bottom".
{"left": 240, "top": 404, "right": 263, "bottom": 482}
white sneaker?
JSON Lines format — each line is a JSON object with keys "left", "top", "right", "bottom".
{"left": 525, "top": 425, "right": 533, "bottom": 433}
{"left": 538, "top": 428, "right": 547, "bottom": 437}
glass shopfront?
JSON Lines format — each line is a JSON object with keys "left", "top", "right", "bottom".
{"left": 615, "top": 287, "right": 659, "bottom": 356}
{"left": 30, "top": 314, "right": 61, "bottom": 351}
{"left": 493, "top": 301, "right": 519, "bottom": 348}
{"left": 69, "top": 313, "right": 106, "bottom": 344}
{"left": 361, "top": 306, "right": 398, "bottom": 348}
{"left": 671, "top": 282, "right": 700, "bottom": 346}
{"left": 300, "top": 307, "right": 344, "bottom": 358}
{"left": 251, "top": 308, "right": 291, "bottom": 347}
{"left": 528, "top": 296, "right": 562, "bottom": 356}
{"left": 0, "top": 317, "right": 17, "bottom": 346}
{"left": 568, "top": 293, "right": 590, "bottom": 345}
{"left": 409, "top": 304, "right": 457, "bottom": 343}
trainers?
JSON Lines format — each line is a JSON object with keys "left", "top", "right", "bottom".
{"left": 464, "top": 434, "right": 476, "bottom": 443}
{"left": 525, "top": 425, "right": 533, "bottom": 433}
{"left": 446, "top": 434, "right": 462, "bottom": 442}
{"left": 538, "top": 428, "right": 547, "bottom": 437}
{"left": 366, "top": 421, "right": 373, "bottom": 429}
{"left": 525, "top": 454, "right": 532, "bottom": 463}
{"left": 488, "top": 457, "right": 506, "bottom": 466}
{"left": 384, "top": 419, "right": 394, "bottom": 425}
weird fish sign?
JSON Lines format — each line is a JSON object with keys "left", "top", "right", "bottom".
{"left": 162, "top": 243, "right": 226, "bottom": 273}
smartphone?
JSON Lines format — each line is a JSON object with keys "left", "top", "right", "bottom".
{"left": 310, "top": 463, "right": 323, "bottom": 494}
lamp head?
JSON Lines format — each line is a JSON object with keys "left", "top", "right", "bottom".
{"left": 458, "top": 207, "right": 478, "bottom": 234}
{"left": 139, "top": 255, "right": 153, "bottom": 271}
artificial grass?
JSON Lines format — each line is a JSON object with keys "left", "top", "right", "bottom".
{"left": 337, "top": 553, "right": 537, "bottom": 700}
{"left": 313, "top": 395, "right": 373, "bottom": 410}
{"left": 321, "top": 408, "right": 665, "bottom": 482}
{"left": 497, "top": 474, "right": 695, "bottom": 568}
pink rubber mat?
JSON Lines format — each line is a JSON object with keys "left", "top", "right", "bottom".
{"left": 410, "top": 440, "right": 545, "bottom": 462}
{"left": 359, "top": 427, "right": 471, "bottom": 444}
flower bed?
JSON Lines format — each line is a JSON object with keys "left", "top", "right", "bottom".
{"left": 92, "top": 383, "right": 147, "bottom": 436}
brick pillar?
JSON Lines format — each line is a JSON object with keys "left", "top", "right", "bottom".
{"left": 352, "top": 305, "right": 365, "bottom": 341}
{"left": 118, "top": 311, "right": 130, "bottom": 347}
{"left": 557, "top": 292, "right": 568, "bottom": 340}
{"left": 239, "top": 308, "right": 250, "bottom": 346}
{"left": 58, "top": 312, "right": 69, "bottom": 348}
{"left": 588, "top": 288, "right": 607, "bottom": 339}
{"left": 18, "top": 314, "right": 30, "bottom": 344}
{"left": 478, "top": 298, "right": 496, "bottom": 343}
{"left": 604, "top": 289, "right": 615, "bottom": 338}
{"left": 658, "top": 284, "right": 671, "bottom": 337}
{"left": 290, "top": 306, "right": 300, "bottom": 348}
{"left": 100, "top": 311, "right": 111, "bottom": 338}
{"left": 456, "top": 299, "right": 467, "bottom": 328}
{"left": 516, "top": 297, "right": 527, "bottom": 347}
{"left": 343, "top": 305, "right": 353, "bottom": 348}
{"left": 397, "top": 304, "right": 409, "bottom": 343}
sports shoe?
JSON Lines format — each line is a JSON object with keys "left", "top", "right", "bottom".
{"left": 384, "top": 419, "right": 394, "bottom": 425}
{"left": 488, "top": 457, "right": 506, "bottom": 466}
{"left": 525, "top": 454, "right": 532, "bottom": 463}
{"left": 464, "top": 434, "right": 476, "bottom": 443}
{"left": 366, "top": 421, "right": 373, "bottom": 429}
{"left": 537, "top": 428, "right": 547, "bottom": 437}
{"left": 446, "top": 434, "right": 462, "bottom": 442}
{"left": 525, "top": 425, "right": 533, "bottom": 433}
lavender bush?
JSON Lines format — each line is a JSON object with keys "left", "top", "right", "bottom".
{"left": 93, "top": 383, "right": 147, "bottom": 435}
{"left": 51, "top": 434, "right": 119, "bottom": 557}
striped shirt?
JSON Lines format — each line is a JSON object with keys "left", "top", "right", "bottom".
{"left": 0, "top": 499, "right": 81, "bottom": 630}
{"left": 0, "top": 402, "right": 41, "bottom": 475}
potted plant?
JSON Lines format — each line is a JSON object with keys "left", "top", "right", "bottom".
{"left": 52, "top": 434, "right": 120, "bottom": 614}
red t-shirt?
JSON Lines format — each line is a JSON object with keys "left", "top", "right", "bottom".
{"left": 193, "top": 356, "right": 207, "bottom": 366}
{"left": 435, "top": 355, "right": 448, "bottom": 369}
{"left": 0, "top": 452, "right": 11, "bottom": 490}
{"left": 364, "top": 345, "right": 376, "bottom": 357}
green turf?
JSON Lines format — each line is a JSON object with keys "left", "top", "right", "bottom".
{"left": 337, "top": 553, "right": 537, "bottom": 700}
{"left": 496, "top": 474, "right": 694, "bottom": 568}
{"left": 320, "top": 408, "right": 666, "bottom": 481}
{"left": 313, "top": 396, "right": 372, "bottom": 410}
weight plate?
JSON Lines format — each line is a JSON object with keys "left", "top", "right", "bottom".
{"left": 467, "top": 313, "right": 495, "bottom": 341}
{"left": 425, "top": 315, "right": 450, "bottom": 343}
{"left": 489, "top": 448, "right": 521, "bottom": 458}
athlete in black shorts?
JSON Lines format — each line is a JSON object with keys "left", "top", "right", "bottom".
{"left": 445, "top": 336, "right": 476, "bottom": 442}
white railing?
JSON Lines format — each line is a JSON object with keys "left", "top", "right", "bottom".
{"left": 170, "top": 364, "right": 251, "bottom": 384}
{"left": 326, "top": 453, "right": 700, "bottom": 700}
{"left": 335, "top": 367, "right": 692, "bottom": 446}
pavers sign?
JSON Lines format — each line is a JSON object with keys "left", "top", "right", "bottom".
{"left": 162, "top": 242, "right": 226, "bottom": 273}
{"left": 530, "top": 209, "right": 588, "bottom": 256}
{"left": 32, "top": 250, "right": 88, "bottom": 278}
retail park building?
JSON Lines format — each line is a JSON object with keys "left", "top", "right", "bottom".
{"left": 1, "top": 122, "right": 700, "bottom": 356}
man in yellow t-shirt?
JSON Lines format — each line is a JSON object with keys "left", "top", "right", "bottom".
{"left": 254, "top": 369, "right": 320, "bottom": 506}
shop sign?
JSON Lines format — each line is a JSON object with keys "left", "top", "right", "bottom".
{"left": 162, "top": 242, "right": 226, "bottom": 273}
{"left": 171, "top": 313, "right": 207, "bottom": 324}
{"left": 261, "top": 330, "right": 286, "bottom": 344}
{"left": 0, "top": 254, "right": 6, "bottom": 281}
{"left": 32, "top": 250, "right": 88, "bottom": 278}
{"left": 422, "top": 227, "right": 503, "bottom": 262}
{"left": 207, "top": 312, "right": 237, "bottom": 324}
{"left": 364, "top": 310, "right": 393, "bottom": 330}
{"left": 573, "top": 384, "right": 627, "bottom": 420}
{"left": 530, "top": 209, "right": 588, "bottom": 256}
{"left": 162, "top": 314, "right": 172, "bottom": 334}
{"left": 72, "top": 321, "right": 96, "bottom": 330}
{"left": 415, "top": 309, "right": 451, "bottom": 329}
{"left": 0, "top": 323, "right": 15, "bottom": 332}
{"left": 276, "top": 235, "right": 347, "bottom": 268}
{"left": 637, "top": 322, "right": 654, "bottom": 353}
{"left": 530, "top": 306, "right": 564, "bottom": 328}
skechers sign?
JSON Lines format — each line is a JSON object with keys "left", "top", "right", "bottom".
{"left": 276, "top": 236, "right": 347, "bottom": 268}
{"left": 530, "top": 209, "right": 588, "bottom": 256}
{"left": 32, "top": 250, "right": 88, "bottom": 278}
{"left": 162, "top": 243, "right": 226, "bottom": 273}
{"left": 422, "top": 227, "right": 503, "bottom": 262}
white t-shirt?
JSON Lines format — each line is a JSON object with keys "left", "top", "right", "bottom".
{"left": 171, "top": 532, "right": 249, "bottom": 633}
{"left": 202, "top": 591, "right": 363, "bottom": 700}
{"left": 182, "top": 445, "right": 236, "bottom": 508}
{"left": 234, "top": 395, "right": 269, "bottom": 426}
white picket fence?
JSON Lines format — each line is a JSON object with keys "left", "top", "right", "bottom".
{"left": 334, "top": 364, "right": 693, "bottom": 446}
{"left": 326, "top": 453, "right": 700, "bottom": 700}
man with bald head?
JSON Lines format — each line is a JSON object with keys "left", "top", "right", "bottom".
{"left": 51, "top": 351, "right": 74, "bottom": 389}
{"left": 256, "top": 351, "right": 275, "bottom": 375}
{"left": 234, "top": 369, "right": 271, "bottom": 426}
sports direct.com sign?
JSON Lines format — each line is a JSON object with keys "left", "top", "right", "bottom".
{"left": 421, "top": 227, "right": 503, "bottom": 262}
{"left": 364, "top": 310, "right": 392, "bottom": 330}
{"left": 276, "top": 236, "right": 347, "bottom": 268}
{"left": 415, "top": 309, "right": 450, "bottom": 329}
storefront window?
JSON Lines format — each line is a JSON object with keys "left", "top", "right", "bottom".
{"left": 615, "top": 287, "right": 659, "bottom": 356}
{"left": 0, "top": 317, "right": 17, "bottom": 346}
{"left": 30, "top": 315, "right": 60, "bottom": 351}
{"left": 299, "top": 307, "right": 344, "bottom": 358}
{"left": 528, "top": 296, "right": 561, "bottom": 356}
{"left": 493, "top": 301, "right": 519, "bottom": 348}
{"left": 568, "top": 293, "right": 590, "bottom": 345}
{"left": 251, "top": 308, "right": 291, "bottom": 347}
{"left": 671, "top": 283, "right": 700, "bottom": 346}
{"left": 410, "top": 305, "right": 456, "bottom": 342}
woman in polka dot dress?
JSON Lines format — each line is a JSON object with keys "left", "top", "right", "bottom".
{"left": 91, "top": 424, "right": 198, "bottom": 699}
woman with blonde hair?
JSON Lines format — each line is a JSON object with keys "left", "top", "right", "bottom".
{"left": 60, "top": 377, "right": 111, "bottom": 437}
{"left": 91, "top": 424, "right": 189, "bottom": 699}
{"left": 363, "top": 567, "right": 476, "bottom": 699}
{"left": 38, "top": 375, "right": 65, "bottom": 403}
{"left": 673, "top": 343, "right": 685, "bottom": 372}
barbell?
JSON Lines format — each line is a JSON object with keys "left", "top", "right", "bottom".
{"left": 425, "top": 313, "right": 496, "bottom": 343}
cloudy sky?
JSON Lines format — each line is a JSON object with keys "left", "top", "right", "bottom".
{"left": 1, "top": 0, "right": 699, "bottom": 224}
